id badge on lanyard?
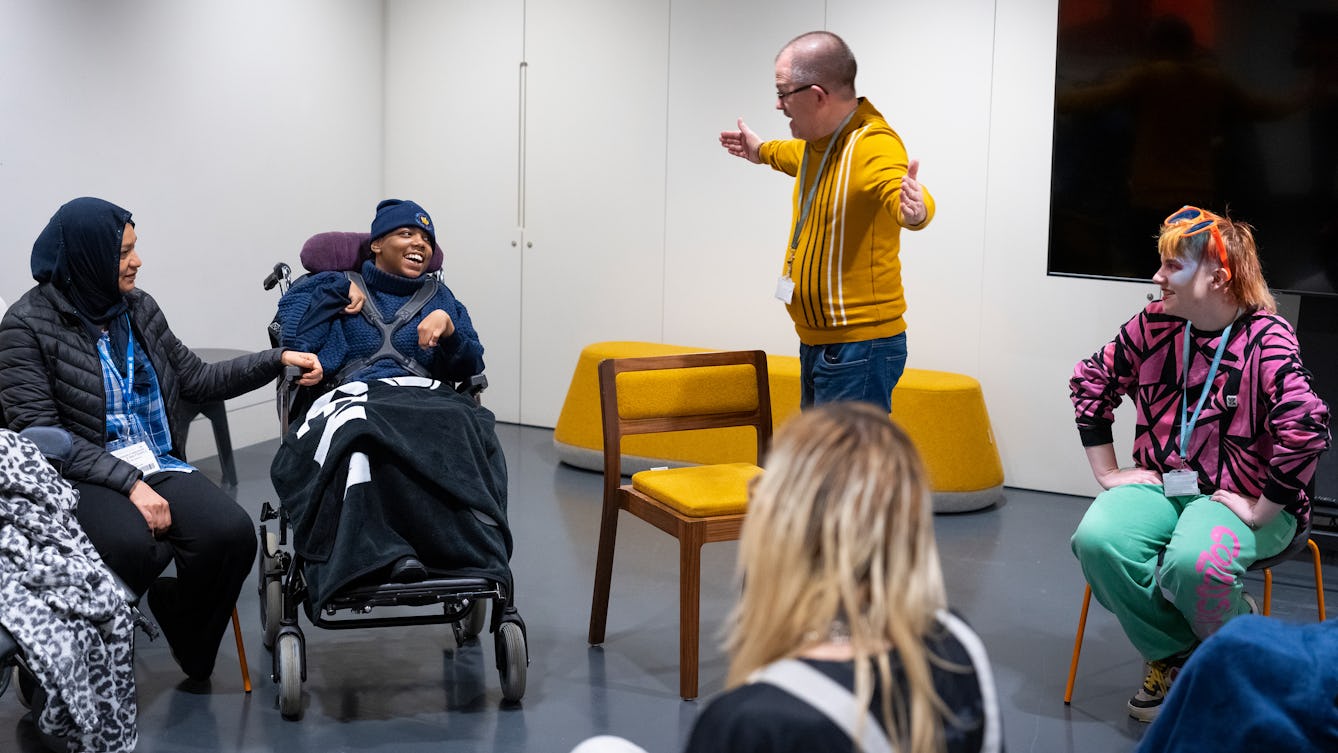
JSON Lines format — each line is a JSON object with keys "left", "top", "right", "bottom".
{"left": 101, "top": 316, "right": 160, "bottom": 475}
{"left": 1168, "top": 321, "right": 1233, "bottom": 497}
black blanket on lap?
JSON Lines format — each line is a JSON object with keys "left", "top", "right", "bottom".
{"left": 270, "top": 377, "right": 511, "bottom": 613}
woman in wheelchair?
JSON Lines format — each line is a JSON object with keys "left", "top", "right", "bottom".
{"left": 271, "top": 198, "right": 510, "bottom": 615}
{"left": 0, "top": 197, "right": 323, "bottom": 683}
{"left": 276, "top": 198, "right": 483, "bottom": 388}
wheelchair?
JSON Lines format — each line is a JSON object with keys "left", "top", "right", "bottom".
{"left": 257, "top": 232, "right": 528, "bottom": 719}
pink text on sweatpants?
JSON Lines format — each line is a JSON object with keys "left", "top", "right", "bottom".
{"left": 1193, "top": 525, "right": 1242, "bottom": 634}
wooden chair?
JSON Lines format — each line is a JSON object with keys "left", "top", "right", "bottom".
{"left": 1064, "top": 522, "right": 1326, "bottom": 704}
{"left": 587, "top": 350, "right": 772, "bottom": 700}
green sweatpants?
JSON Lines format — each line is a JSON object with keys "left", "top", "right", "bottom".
{"left": 1070, "top": 483, "right": 1295, "bottom": 662}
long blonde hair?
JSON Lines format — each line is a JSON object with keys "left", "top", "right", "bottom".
{"left": 725, "top": 402, "right": 951, "bottom": 752}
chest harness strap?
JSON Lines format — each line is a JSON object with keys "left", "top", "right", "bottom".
{"left": 334, "top": 271, "right": 438, "bottom": 384}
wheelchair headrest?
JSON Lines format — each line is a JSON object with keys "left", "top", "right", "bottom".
{"left": 300, "top": 231, "right": 443, "bottom": 274}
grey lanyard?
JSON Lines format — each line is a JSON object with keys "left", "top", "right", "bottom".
{"left": 787, "top": 107, "right": 860, "bottom": 270}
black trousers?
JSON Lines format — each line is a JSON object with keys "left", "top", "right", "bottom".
{"left": 74, "top": 471, "right": 256, "bottom": 679}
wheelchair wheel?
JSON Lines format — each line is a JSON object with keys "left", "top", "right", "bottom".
{"left": 259, "top": 530, "right": 283, "bottom": 649}
{"left": 262, "top": 578, "right": 283, "bottom": 650}
{"left": 276, "top": 633, "right": 303, "bottom": 719}
{"left": 452, "top": 598, "right": 487, "bottom": 645}
{"left": 497, "top": 621, "right": 527, "bottom": 703}
{"left": 15, "top": 664, "right": 36, "bottom": 710}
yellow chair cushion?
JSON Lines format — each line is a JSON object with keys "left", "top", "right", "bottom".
{"left": 630, "top": 463, "right": 761, "bottom": 517}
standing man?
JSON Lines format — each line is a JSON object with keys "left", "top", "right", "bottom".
{"left": 720, "top": 31, "right": 933, "bottom": 412}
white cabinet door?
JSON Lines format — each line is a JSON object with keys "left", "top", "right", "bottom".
{"left": 385, "top": 0, "right": 525, "bottom": 422}
{"left": 519, "top": 0, "right": 672, "bottom": 427}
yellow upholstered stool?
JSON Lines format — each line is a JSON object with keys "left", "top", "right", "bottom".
{"left": 889, "top": 369, "right": 1004, "bottom": 512}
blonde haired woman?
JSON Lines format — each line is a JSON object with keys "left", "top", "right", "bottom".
{"left": 574, "top": 402, "right": 1002, "bottom": 753}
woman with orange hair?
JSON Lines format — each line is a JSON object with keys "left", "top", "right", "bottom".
{"left": 1070, "top": 206, "right": 1330, "bottom": 722}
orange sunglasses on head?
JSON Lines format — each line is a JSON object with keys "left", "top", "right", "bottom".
{"left": 1164, "top": 205, "right": 1231, "bottom": 281}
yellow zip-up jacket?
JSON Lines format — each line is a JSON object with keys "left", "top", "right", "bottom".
{"left": 759, "top": 98, "right": 935, "bottom": 346}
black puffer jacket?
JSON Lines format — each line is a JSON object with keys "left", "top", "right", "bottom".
{"left": 0, "top": 283, "right": 285, "bottom": 494}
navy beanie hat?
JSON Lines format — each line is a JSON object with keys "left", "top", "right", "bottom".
{"left": 370, "top": 199, "right": 435, "bottom": 243}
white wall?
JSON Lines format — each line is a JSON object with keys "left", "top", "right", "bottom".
{"left": 982, "top": 0, "right": 1146, "bottom": 497}
{"left": 0, "top": 0, "right": 385, "bottom": 455}
{"left": 2, "top": 0, "right": 1175, "bottom": 498}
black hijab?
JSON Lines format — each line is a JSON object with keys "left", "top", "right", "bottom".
{"left": 31, "top": 198, "right": 138, "bottom": 371}
{"left": 31, "top": 197, "right": 135, "bottom": 325}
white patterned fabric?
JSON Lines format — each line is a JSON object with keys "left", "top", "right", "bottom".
{"left": 0, "top": 429, "right": 136, "bottom": 752}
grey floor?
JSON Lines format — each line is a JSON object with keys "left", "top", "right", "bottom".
{"left": 3, "top": 422, "right": 1333, "bottom": 752}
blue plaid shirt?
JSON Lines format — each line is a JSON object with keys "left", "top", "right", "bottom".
{"left": 98, "top": 323, "right": 193, "bottom": 475}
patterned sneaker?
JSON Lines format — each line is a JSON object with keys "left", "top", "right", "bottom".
{"left": 1128, "top": 655, "right": 1186, "bottom": 722}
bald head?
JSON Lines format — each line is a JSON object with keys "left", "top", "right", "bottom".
{"left": 778, "top": 31, "right": 857, "bottom": 99}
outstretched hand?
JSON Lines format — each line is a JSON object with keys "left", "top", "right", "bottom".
{"left": 719, "top": 117, "right": 762, "bottom": 164}
{"left": 900, "top": 159, "right": 926, "bottom": 226}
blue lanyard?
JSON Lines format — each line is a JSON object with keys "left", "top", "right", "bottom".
{"left": 1178, "top": 321, "right": 1232, "bottom": 464}
{"left": 100, "top": 314, "right": 136, "bottom": 396}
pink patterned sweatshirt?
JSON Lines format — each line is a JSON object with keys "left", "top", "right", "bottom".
{"left": 1071, "top": 301, "right": 1330, "bottom": 524}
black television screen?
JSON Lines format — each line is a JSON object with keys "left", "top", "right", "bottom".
{"left": 1048, "top": 0, "right": 1338, "bottom": 297}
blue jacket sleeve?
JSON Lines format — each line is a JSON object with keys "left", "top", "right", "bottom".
{"left": 431, "top": 283, "right": 485, "bottom": 382}
{"left": 276, "top": 272, "right": 353, "bottom": 373}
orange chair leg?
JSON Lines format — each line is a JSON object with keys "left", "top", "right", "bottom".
{"left": 1309, "top": 540, "right": 1326, "bottom": 621}
{"left": 232, "top": 607, "right": 251, "bottom": 693}
{"left": 1263, "top": 568, "right": 1274, "bottom": 616}
{"left": 1064, "top": 584, "right": 1092, "bottom": 704}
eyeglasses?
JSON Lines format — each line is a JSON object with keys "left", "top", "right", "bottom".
{"left": 1164, "top": 205, "right": 1231, "bottom": 280}
{"left": 776, "top": 83, "right": 818, "bottom": 101}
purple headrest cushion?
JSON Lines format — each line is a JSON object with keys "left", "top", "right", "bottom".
{"left": 299, "top": 231, "right": 443, "bottom": 274}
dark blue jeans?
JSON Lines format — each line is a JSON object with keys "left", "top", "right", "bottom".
{"left": 798, "top": 332, "right": 907, "bottom": 413}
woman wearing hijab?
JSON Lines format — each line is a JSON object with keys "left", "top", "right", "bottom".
{"left": 0, "top": 197, "right": 322, "bottom": 681}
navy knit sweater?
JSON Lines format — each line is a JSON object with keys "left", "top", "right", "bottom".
{"left": 276, "top": 260, "right": 484, "bottom": 384}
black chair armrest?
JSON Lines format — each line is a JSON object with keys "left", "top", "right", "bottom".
{"left": 19, "top": 426, "right": 73, "bottom": 473}
{"left": 460, "top": 373, "right": 488, "bottom": 397}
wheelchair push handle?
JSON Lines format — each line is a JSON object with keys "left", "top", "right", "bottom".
{"left": 262, "top": 262, "right": 292, "bottom": 292}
